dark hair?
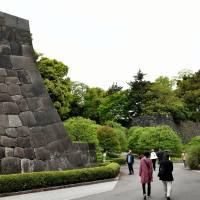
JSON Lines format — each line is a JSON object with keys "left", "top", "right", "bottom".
{"left": 165, "top": 154, "right": 170, "bottom": 160}
{"left": 144, "top": 152, "right": 150, "bottom": 158}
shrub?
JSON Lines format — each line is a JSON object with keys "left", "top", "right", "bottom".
{"left": 63, "top": 117, "right": 100, "bottom": 147}
{"left": 104, "top": 121, "right": 127, "bottom": 151}
{"left": 97, "top": 126, "right": 121, "bottom": 153}
{"left": 127, "top": 126, "right": 182, "bottom": 155}
{"left": 0, "top": 163, "right": 120, "bottom": 193}
{"left": 188, "top": 136, "right": 200, "bottom": 147}
{"left": 111, "top": 157, "right": 126, "bottom": 165}
{"left": 187, "top": 144, "right": 200, "bottom": 169}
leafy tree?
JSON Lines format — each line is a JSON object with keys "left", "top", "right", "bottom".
{"left": 107, "top": 82, "right": 123, "bottom": 95}
{"left": 142, "top": 76, "right": 185, "bottom": 117}
{"left": 97, "top": 126, "right": 121, "bottom": 153}
{"left": 69, "top": 81, "right": 89, "bottom": 117}
{"left": 127, "top": 126, "right": 182, "bottom": 155}
{"left": 98, "top": 90, "right": 129, "bottom": 124}
{"left": 63, "top": 117, "right": 100, "bottom": 148}
{"left": 82, "top": 87, "right": 106, "bottom": 123}
{"left": 37, "top": 57, "right": 72, "bottom": 120}
{"left": 127, "top": 70, "right": 151, "bottom": 120}
{"left": 104, "top": 121, "right": 127, "bottom": 151}
{"left": 176, "top": 70, "right": 200, "bottom": 121}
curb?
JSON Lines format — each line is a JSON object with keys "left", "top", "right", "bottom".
{"left": 0, "top": 176, "right": 119, "bottom": 198}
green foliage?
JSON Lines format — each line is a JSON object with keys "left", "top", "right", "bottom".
{"left": 98, "top": 91, "right": 129, "bottom": 124}
{"left": 110, "top": 157, "right": 126, "bottom": 165}
{"left": 127, "top": 126, "right": 182, "bottom": 155}
{"left": 63, "top": 117, "right": 100, "bottom": 147}
{"left": 104, "top": 121, "right": 127, "bottom": 151}
{"left": 176, "top": 70, "right": 200, "bottom": 122}
{"left": 82, "top": 87, "right": 106, "bottom": 123}
{"left": 188, "top": 136, "right": 200, "bottom": 146}
{"left": 127, "top": 70, "right": 151, "bottom": 118}
{"left": 142, "top": 76, "right": 184, "bottom": 116}
{"left": 187, "top": 144, "right": 200, "bottom": 169}
{"left": 0, "top": 163, "right": 120, "bottom": 193}
{"left": 37, "top": 57, "right": 72, "bottom": 120}
{"left": 97, "top": 126, "right": 121, "bottom": 153}
{"left": 107, "top": 82, "right": 123, "bottom": 95}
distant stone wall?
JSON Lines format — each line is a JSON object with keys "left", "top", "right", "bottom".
{"left": 131, "top": 115, "right": 200, "bottom": 143}
{"left": 0, "top": 11, "right": 96, "bottom": 174}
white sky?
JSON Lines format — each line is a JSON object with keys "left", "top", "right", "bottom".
{"left": 1, "top": 0, "right": 200, "bottom": 90}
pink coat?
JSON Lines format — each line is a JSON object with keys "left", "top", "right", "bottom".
{"left": 139, "top": 157, "right": 153, "bottom": 184}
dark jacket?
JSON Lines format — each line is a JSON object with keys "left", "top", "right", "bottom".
{"left": 126, "top": 153, "right": 134, "bottom": 164}
{"left": 158, "top": 160, "right": 174, "bottom": 181}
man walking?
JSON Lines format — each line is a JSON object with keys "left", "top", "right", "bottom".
{"left": 126, "top": 150, "right": 134, "bottom": 175}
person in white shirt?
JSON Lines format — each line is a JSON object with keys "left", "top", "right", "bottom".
{"left": 150, "top": 149, "right": 157, "bottom": 171}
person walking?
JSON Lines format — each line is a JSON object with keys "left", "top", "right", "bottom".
{"left": 126, "top": 150, "right": 134, "bottom": 175}
{"left": 139, "top": 152, "right": 153, "bottom": 200}
{"left": 150, "top": 149, "right": 157, "bottom": 171}
{"left": 181, "top": 150, "right": 187, "bottom": 168}
{"left": 158, "top": 154, "right": 174, "bottom": 200}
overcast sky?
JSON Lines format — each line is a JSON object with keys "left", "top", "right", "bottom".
{"left": 1, "top": 0, "right": 200, "bottom": 89}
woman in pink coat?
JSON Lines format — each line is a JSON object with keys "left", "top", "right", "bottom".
{"left": 139, "top": 152, "right": 153, "bottom": 200}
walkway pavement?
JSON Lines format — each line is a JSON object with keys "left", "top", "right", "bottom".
{"left": 1, "top": 160, "right": 200, "bottom": 200}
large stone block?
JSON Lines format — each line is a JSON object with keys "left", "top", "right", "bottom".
{"left": 14, "top": 147, "right": 25, "bottom": 158}
{"left": 5, "top": 77, "right": 20, "bottom": 85}
{"left": 8, "top": 84, "right": 21, "bottom": 95}
{"left": 26, "top": 97, "right": 54, "bottom": 111}
{"left": 0, "top": 83, "right": 8, "bottom": 93}
{"left": 0, "top": 115, "right": 9, "bottom": 128}
{"left": 43, "top": 125, "right": 57, "bottom": 144}
{"left": 16, "top": 99, "right": 29, "bottom": 112}
{"left": 10, "top": 56, "right": 35, "bottom": 70}
{"left": 2, "top": 102, "right": 20, "bottom": 114}
{"left": 0, "top": 93, "right": 13, "bottom": 102}
{"left": 17, "top": 70, "right": 32, "bottom": 84}
{"left": 24, "top": 147, "right": 35, "bottom": 159}
{"left": 34, "top": 110, "right": 61, "bottom": 126}
{"left": 19, "top": 111, "right": 36, "bottom": 127}
{"left": 8, "top": 115, "right": 22, "bottom": 127}
{"left": 5, "top": 147, "right": 14, "bottom": 157}
{"left": 6, "top": 69, "right": 18, "bottom": 77}
{"left": 21, "top": 158, "right": 32, "bottom": 173}
{"left": 21, "top": 44, "right": 33, "bottom": 57}
{"left": 1, "top": 157, "right": 21, "bottom": 174}
{"left": 16, "top": 126, "right": 30, "bottom": 137}
{"left": 0, "top": 127, "right": 6, "bottom": 135}
{"left": 32, "top": 159, "right": 46, "bottom": 172}
{"left": 29, "top": 127, "right": 46, "bottom": 148}
{"left": 17, "top": 137, "right": 31, "bottom": 148}
{"left": 5, "top": 128, "right": 17, "bottom": 138}
{"left": 0, "top": 136, "right": 16, "bottom": 147}
{"left": 0, "top": 68, "right": 7, "bottom": 76}
{"left": 0, "top": 147, "right": 5, "bottom": 159}
{"left": 34, "top": 147, "right": 50, "bottom": 161}
{"left": 0, "top": 55, "right": 12, "bottom": 69}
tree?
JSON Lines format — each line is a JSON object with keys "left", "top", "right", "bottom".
{"left": 142, "top": 76, "right": 185, "bottom": 117}
{"left": 176, "top": 70, "right": 200, "bottom": 121}
{"left": 37, "top": 57, "right": 72, "bottom": 120}
{"left": 98, "top": 90, "right": 129, "bottom": 125}
{"left": 82, "top": 87, "right": 106, "bottom": 123}
{"left": 97, "top": 126, "right": 121, "bottom": 153}
{"left": 63, "top": 117, "right": 100, "bottom": 148}
{"left": 127, "top": 70, "right": 151, "bottom": 120}
{"left": 107, "top": 82, "right": 123, "bottom": 95}
{"left": 69, "top": 81, "right": 89, "bottom": 117}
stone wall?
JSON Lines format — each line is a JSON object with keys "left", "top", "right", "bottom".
{"left": 131, "top": 115, "right": 200, "bottom": 143}
{"left": 0, "top": 11, "right": 96, "bottom": 174}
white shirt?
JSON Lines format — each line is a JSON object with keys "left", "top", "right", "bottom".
{"left": 150, "top": 152, "right": 157, "bottom": 159}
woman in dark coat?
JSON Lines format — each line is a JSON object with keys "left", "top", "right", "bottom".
{"left": 158, "top": 154, "right": 173, "bottom": 200}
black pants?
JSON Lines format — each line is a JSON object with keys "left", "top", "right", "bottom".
{"left": 142, "top": 183, "right": 151, "bottom": 196}
{"left": 152, "top": 159, "right": 156, "bottom": 171}
{"left": 128, "top": 163, "right": 134, "bottom": 174}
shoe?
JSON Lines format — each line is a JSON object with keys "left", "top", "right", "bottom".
{"left": 143, "top": 195, "right": 146, "bottom": 200}
{"left": 147, "top": 195, "right": 151, "bottom": 198}
{"left": 166, "top": 197, "right": 171, "bottom": 200}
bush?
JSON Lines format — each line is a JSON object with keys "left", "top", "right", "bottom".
{"left": 63, "top": 117, "right": 100, "bottom": 148}
{"left": 111, "top": 157, "right": 126, "bottom": 165}
{"left": 187, "top": 144, "right": 200, "bottom": 169}
{"left": 188, "top": 136, "right": 200, "bottom": 146}
{"left": 127, "top": 126, "right": 182, "bottom": 155}
{"left": 104, "top": 121, "right": 127, "bottom": 151}
{"left": 0, "top": 163, "right": 120, "bottom": 193}
{"left": 97, "top": 126, "right": 121, "bottom": 153}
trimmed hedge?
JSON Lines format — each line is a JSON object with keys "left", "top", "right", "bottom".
{"left": 110, "top": 157, "right": 126, "bottom": 165}
{"left": 0, "top": 163, "right": 120, "bottom": 193}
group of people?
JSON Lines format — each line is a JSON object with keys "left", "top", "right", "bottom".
{"left": 126, "top": 149, "right": 173, "bottom": 200}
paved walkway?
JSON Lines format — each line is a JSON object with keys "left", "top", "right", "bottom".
{"left": 1, "top": 160, "right": 200, "bottom": 200}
